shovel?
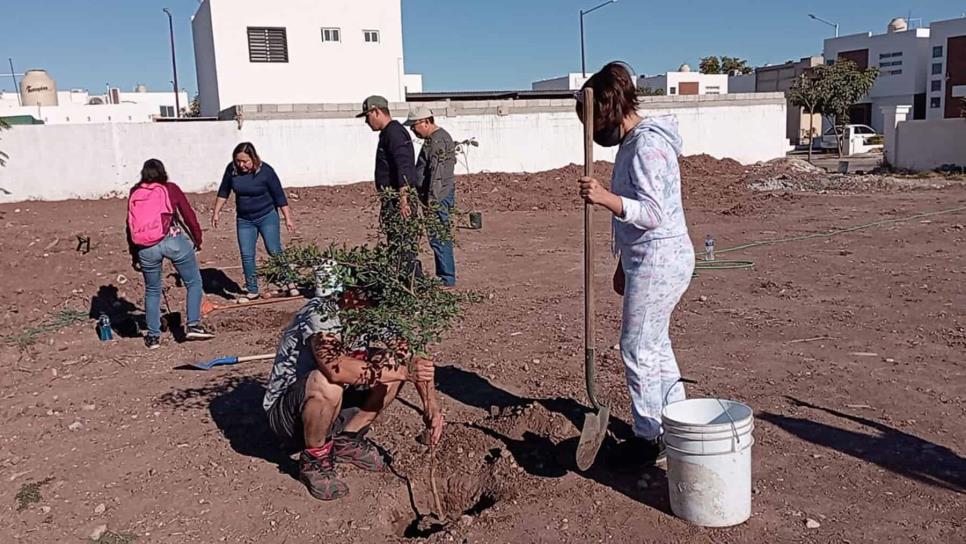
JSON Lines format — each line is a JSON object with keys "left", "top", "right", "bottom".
{"left": 188, "top": 352, "right": 275, "bottom": 371}
{"left": 575, "top": 87, "right": 610, "bottom": 471}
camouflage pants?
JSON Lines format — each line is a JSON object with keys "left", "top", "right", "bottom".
{"left": 619, "top": 235, "right": 695, "bottom": 439}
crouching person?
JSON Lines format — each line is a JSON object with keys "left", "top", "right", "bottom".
{"left": 263, "top": 290, "right": 444, "bottom": 501}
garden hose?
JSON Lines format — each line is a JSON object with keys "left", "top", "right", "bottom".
{"left": 692, "top": 204, "right": 966, "bottom": 275}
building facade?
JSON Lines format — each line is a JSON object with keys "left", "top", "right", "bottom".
{"left": 926, "top": 17, "right": 966, "bottom": 119}
{"left": 531, "top": 73, "right": 591, "bottom": 91}
{"left": 0, "top": 88, "right": 188, "bottom": 124}
{"left": 639, "top": 68, "right": 729, "bottom": 96}
{"left": 192, "top": 0, "right": 418, "bottom": 117}
{"left": 755, "top": 56, "right": 824, "bottom": 145}
{"left": 822, "top": 19, "right": 932, "bottom": 131}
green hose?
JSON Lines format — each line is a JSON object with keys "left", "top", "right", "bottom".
{"left": 692, "top": 204, "right": 966, "bottom": 274}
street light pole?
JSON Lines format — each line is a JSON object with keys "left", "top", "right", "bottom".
{"left": 162, "top": 8, "right": 181, "bottom": 118}
{"left": 809, "top": 13, "right": 839, "bottom": 38}
{"left": 580, "top": 0, "right": 618, "bottom": 77}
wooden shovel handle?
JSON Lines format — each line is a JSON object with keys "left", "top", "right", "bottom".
{"left": 582, "top": 88, "right": 600, "bottom": 409}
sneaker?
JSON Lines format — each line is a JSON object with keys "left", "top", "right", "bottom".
{"left": 332, "top": 430, "right": 389, "bottom": 472}
{"left": 185, "top": 323, "right": 215, "bottom": 340}
{"left": 144, "top": 335, "right": 161, "bottom": 350}
{"left": 610, "top": 436, "right": 666, "bottom": 468}
{"left": 299, "top": 449, "right": 349, "bottom": 501}
{"left": 236, "top": 292, "right": 260, "bottom": 304}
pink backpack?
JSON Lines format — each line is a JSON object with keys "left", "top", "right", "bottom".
{"left": 128, "top": 183, "right": 172, "bottom": 246}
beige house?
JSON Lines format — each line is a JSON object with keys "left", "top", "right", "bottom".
{"left": 756, "top": 56, "right": 825, "bottom": 146}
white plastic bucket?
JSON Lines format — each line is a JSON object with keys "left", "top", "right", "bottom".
{"left": 661, "top": 398, "right": 754, "bottom": 527}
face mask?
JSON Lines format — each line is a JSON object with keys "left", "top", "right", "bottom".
{"left": 593, "top": 124, "right": 623, "bottom": 147}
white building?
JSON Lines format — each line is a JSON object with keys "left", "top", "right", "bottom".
{"left": 531, "top": 73, "right": 590, "bottom": 91}
{"left": 192, "top": 0, "right": 419, "bottom": 117}
{"left": 0, "top": 87, "right": 189, "bottom": 124}
{"left": 823, "top": 18, "right": 932, "bottom": 131}
{"left": 639, "top": 65, "right": 729, "bottom": 95}
{"left": 926, "top": 17, "right": 966, "bottom": 119}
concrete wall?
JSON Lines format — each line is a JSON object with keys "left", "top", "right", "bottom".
{"left": 0, "top": 94, "right": 789, "bottom": 202}
{"left": 893, "top": 118, "right": 966, "bottom": 170}
{"left": 193, "top": 0, "right": 410, "bottom": 117}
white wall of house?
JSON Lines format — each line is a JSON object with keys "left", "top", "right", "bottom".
{"left": 0, "top": 94, "right": 788, "bottom": 202}
{"left": 927, "top": 17, "right": 966, "bottom": 119}
{"left": 893, "top": 118, "right": 966, "bottom": 170}
{"left": 531, "top": 74, "right": 590, "bottom": 91}
{"left": 192, "top": 0, "right": 417, "bottom": 117}
{"left": 639, "top": 72, "right": 729, "bottom": 95}
{"left": 0, "top": 90, "right": 190, "bottom": 124}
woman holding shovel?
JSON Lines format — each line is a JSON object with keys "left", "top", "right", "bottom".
{"left": 211, "top": 142, "right": 298, "bottom": 301}
{"left": 576, "top": 62, "right": 694, "bottom": 466}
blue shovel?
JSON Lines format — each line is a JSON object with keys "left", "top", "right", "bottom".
{"left": 189, "top": 353, "right": 275, "bottom": 371}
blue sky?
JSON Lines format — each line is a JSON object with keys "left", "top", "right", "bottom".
{"left": 2, "top": 1, "right": 963, "bottom": 95}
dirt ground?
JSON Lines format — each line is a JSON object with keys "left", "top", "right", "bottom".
{"left": 1, "top": 158, "right": 964, "bottom": 543}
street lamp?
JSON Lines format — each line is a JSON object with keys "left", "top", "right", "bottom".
{"left": 809, "top": 13, "right": 839, "bottom": 38}
{"left": 162, "top": 8, "right": 181, "bottom": 118}
{"left": 580, "top": 0, "right": 618, "bottom": 77}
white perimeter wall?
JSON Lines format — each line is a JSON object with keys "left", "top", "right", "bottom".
{"left": 894, "top": 118, "right": 966, "bottom": 170}
{"left": 0, "top": 94, "right": 789, "bottom": 202}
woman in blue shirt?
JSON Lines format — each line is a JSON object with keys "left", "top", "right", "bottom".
{"left": 212, "top": 142, "right": 297, "bottom": 300}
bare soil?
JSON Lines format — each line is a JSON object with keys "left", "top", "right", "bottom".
{"left": 1, "top": 158, "right": 964, "bottom": 543}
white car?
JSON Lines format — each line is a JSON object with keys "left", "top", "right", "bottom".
{"left": 819, "top": 124, "right": 880, "bottom": 150}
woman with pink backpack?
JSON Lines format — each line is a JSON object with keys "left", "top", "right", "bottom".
{"left": 127, "top": 158, "right": 214, "bottom": 349}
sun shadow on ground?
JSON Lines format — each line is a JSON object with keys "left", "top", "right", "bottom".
{"left": 436, "top": 365, "right": 671, "bottom": 513}
{"left": 157, "top": 376, "right": 298, "bottom": 480}
{"left": 168, "top": 268, "right": 244, "bottom": 300}
{"left": 760, "top": 397, "right": 966, "bottom": 494}
{"left": 88, "top": 284, "right": 186, "bottom": 340}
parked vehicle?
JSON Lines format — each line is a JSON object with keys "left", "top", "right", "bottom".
{"left": 819, "top": 124, "right": 880, "bottom": 150}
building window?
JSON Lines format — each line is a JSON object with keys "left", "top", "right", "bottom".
{"left": 878, "top": 51, "right": 903, "bottom": 59}
{"left": 931, "top": 80, "right": 942, "bottom": 92}
{"left": 159, "top": 105, "right": 175, "bottom": 117}
{"left": 932, "top": 63, "right": 943, "bottom": 75}
{"left": 930, "top": 97, "right": 942, "bottom": 109}
{"left": 883, "top": 69, "right": 902, "bottom": 76}
{"left": 321, "top": 27, "right": 341, "bottom": 42}
{"left": 705, "top": 86, "right": 720, "bottom": 95}
{"left": 879, "top": 60, "right": 903, "bottom": 67}
{"left": 363, "top": 30, "right": 380, "bottom": 43}
{"left": 247, "top": 27, "right": 289, "bottom": 63}
{"left": 933, "top": 46, "right": 943, "bottom": 58}
{"left": 669, "top": 86, "right": 677, "bottom": 95}
{"left": 826, "top": 59, "right": 835, "bottom": 66}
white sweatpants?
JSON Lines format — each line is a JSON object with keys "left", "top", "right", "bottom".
{"left": 619, "top": 235, "right": 695, "bottom": 439}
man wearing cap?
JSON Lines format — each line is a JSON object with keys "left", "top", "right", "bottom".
{"left": 358, "top": 95, "right": 417, "bottom": 222}
{"left": 264, "top": 278, "right": 444, "bottom": 501}
{"left": 406, "top": 106, "right": 458, "bottom": 287}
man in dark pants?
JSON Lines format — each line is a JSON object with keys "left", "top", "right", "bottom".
{"left": 358, "top": 95, "right": 422, "bottom": 276}
{"left": 406, "top": 105, "right": 457, "bottom": 287}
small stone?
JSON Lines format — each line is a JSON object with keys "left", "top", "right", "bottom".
{"left": 68, "top": 421, "right": 83, "bottom": 431}
{"left": 40, "top": 506, "right": 51, "bottom": 514}
{"left": 805, "top": 518, "right": 821, "bottom": 529}
{"left": 699, "top": 295, "right": 708, "bottom": 302}
{"left": 532, "top": 358, "right": 540, "bottom": 364}
{"left": 82, "top": 404, "right": 96, "bottom": 411}
{"left": 90, "top": 524, "right": 108, "bottom": 540}
{"left": 611, "top": 344, "right": 620, "bottom": 351}
{"left": 885, "top": 358, "right": 896, "bottom": 363}
{"left": 94, "top": 503, "right": 106, "bottom": 515}
{"left": 460, "top": 514, "right": 474, "bottom": 526}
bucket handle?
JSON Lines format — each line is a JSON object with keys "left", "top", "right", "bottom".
{"left": 663, "top": 378, "right": 742, "bottom": 453}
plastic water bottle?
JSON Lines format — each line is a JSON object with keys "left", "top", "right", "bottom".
{"left": 97, "top": 313, "right": 113, "bottom": 341}
{"left": 704, "top": 234, "right": 715, "bottom": 262}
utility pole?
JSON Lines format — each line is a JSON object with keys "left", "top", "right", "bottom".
{"left": 580, "top": 0, "right": 618, "bottom": 77}
{"left": 163, "top": 8, "right": 181, "bottom": 117}
{"left": 7, "top": 59, "right": 21, "bottom": 106}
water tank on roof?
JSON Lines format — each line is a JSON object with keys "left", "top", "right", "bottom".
{"left": 888, "top": 17, "right": 908, "bottom": 33}
{"left": 679, "top": 63, "right": 692, "bottom": 73}
{"left": 19, "top": 70, "right": 58, "bottom": 107}
{"left": 135, "top": 84, "right": 148, "bottom": 93}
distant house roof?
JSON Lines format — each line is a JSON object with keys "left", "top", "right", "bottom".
{"left": 407, "top": 89, "right": 576, "bottom": 102}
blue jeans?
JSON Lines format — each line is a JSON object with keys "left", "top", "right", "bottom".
{"left": 138, "top": 231, "right": 203, "bottom": 337}
{"left": 429, "top": 193, "right": 456, "bottom": 286}
{"left": 237, "top": 209, "right": 283, "bottom": 294}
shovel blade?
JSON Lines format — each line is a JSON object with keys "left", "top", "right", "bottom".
{"left": 575, "top": 404, "right": 610, "bottom": 471}
{"left": 189, "top": 356, "right": 238, "bottom": 371}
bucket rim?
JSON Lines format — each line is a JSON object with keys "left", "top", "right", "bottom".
{"left": 661, "top": 398, "right": 753, "bottom": 427}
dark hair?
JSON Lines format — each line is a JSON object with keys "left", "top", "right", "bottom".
{"left": 232, "top": 142, "right": 262, "bottom": 170}
{"left": 376, "top": 106, "right": 392, "bottom": 117}
{"left": 426, "top": 116, "right": 435, "bottom": 125}
{"left": 140, "top": 158, "right": 168, "bottom": 183}
{"left": 578, "top": 61, "right": 640, "bottom": 130}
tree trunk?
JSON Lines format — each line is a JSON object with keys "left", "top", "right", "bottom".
{"left": 807, "top": 109, "right": 815, "bottom": 163}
